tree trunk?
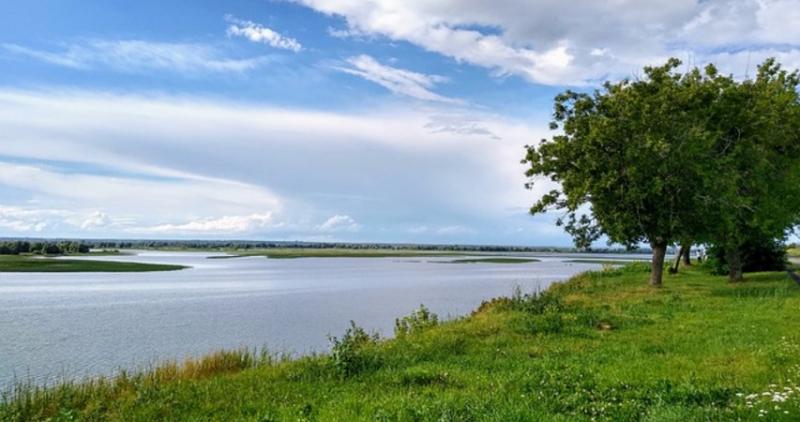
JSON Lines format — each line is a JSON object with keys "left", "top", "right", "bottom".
{"left": 651, "top": 241, "right": 667, "bottom": 286}
{"left": 670, "top": 243, "right": 691, "bottom": 274}
{"left": 681, "top": 242, "right": 691, "bottom": 266}
{"left": 669, "top": 246, "right": 681, "bottom": 274}
{"left": 726, "top": 247, "right": 743, "bottom": 282}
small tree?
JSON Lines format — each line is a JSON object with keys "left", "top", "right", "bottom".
{"left": 523, "top": 59, "right": 718, "bottom": 286}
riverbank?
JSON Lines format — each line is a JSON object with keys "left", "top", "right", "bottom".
{"left": 4, "top": 263, "right": 799, "bottom": 420}
{"left": 0, "top": 255, "right": 187, "bottom": 272}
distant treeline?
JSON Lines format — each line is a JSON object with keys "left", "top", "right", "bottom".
{"left": 0, "top": 241, "right": 90, "bottom": 255}
{"left": 0, "top": 238, "right": 650, "bottom": 254}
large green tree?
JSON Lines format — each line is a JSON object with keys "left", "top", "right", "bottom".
{"left": 524, "top": 58, "right": 800, "bottom": 285}
{"left": 523, "top": 59, "right": 721, "bottom": 286}
{"left": 703, "top": 59, "right": 800, "bottom": 281}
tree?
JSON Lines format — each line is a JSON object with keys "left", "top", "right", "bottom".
{"left": 523, "top": 59, "right": 720, "bottom": 286}
{"left": 524, "top": 58, "right": 800, "bottom": 284}
{"left": 702, "top": 59, "right": 800, "bottom": 281}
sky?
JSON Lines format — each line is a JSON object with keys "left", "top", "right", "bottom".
{"left": 1, "top": 0, "right": 799, "bottom": 246}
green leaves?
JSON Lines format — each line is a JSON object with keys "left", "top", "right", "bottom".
{"left": 523, "top": 57, "right": 800, "bottom": 282}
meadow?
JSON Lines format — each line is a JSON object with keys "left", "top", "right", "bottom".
{"left": 4, "top": 262, "right": 799, "bottom": 420}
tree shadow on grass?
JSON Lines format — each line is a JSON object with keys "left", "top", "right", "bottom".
{"left": 708, "top": 272, "right": 798, "bottom": 298}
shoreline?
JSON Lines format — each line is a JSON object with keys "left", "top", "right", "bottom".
{"left": 5, "top": 262, "right": 799, "bottom": 420}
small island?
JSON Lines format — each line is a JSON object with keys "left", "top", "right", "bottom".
{"left": 0, "top": 241, "right": 186, "bottom": 272}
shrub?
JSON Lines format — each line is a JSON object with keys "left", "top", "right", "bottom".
{"left": 706, "top": 237, "right": 787, "bottom": 274}
{"left": 395, "top": 305, "right": 439, "bottom": 337}
{"left": 328, "top": 321, "right": 380, "bottom": 377}
{"left": 509, "top": 286, "right": 564, "bottom": 315}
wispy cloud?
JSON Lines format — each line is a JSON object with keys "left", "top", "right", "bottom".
{"left": 424, "top": 114, "right": 500, "bottom": 140}
{"left": 2, "top": 40, "right": 267, "bottom": 73}
{"left": 225, "top": 15, "right": 302, "bottom": 52}
{"left": 141, "top": 213, "right": 277, "bottom": 234}
{"left": 299, "top": 0, "right": 800, "bottom": 85}
{"left": 0, "top": 89, "right": 555, "bottom": 242}
{"left": 336, "top": 55, "right": 463, "bottom": 104}
{"left": 0, "top": 206, "right": 66, "bottom": 233}
{"left": 316, "top": 214, "right": 362, "bottom": 232}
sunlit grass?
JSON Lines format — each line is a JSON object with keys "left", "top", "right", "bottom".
{"left": 4, "top": 263, "right": 800, "bottom": 420}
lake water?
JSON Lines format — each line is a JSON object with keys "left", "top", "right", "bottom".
{"left": 0, "top": 251, "right": 643, "bottom": 389}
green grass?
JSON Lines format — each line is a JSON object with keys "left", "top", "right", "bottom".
{"left": 0, "top": 255, "right": 187, "bottom": 272}
{"left": 5, "top": 263, "right": 800, "bottom": 420}
{"left": 437, "top": 257, "right": 540, "bottom": 264}
{"left": 208, "top": 248, "right": 465, "bottom": 259}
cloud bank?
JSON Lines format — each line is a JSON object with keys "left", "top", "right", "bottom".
{"left": 297, "top": 0, "right": 800, "bottom": 85}
{"left": 0, "top": 89, "right": 558, "bottom": 243}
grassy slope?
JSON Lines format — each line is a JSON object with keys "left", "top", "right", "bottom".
{"left": 5, "top": 264, "right": 800, "bottom": 420}
{"left": 0, "top": 255, "right": 186, "bottom": 272}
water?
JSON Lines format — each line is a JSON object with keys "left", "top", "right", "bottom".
{"left": 0, "top": 251, "right": 641, "bottom": 388}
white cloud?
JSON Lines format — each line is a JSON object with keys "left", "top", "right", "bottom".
{"left": 296, "top": 0, "right": 800, "bottom": 85}
{"left": 80, "top": 211, "right": 111, "bottom": 230}
{"left": 1, "top": 40, "right": 267, "bottom": 73}
{"left": 336, "top": 55, "right": 463, "bottom": 104}
{"left": 424, "top": 113, "right": 500, "bottom": 139}
{"left": 317, "top": 214, "right": 362, "bottom": 232}
{"left": 0, "top": 160, "right": 283, "bottom": 237}
{"left": 141, "top": 213, "right": 276, "bottom": 234}
{"left": 0, "top": 206, "right": 63, "bottom": 233}
{"left": 225, "top": 15, "right": 303, "bottom": 52}
{"left": 0, "top": 89, "right": 549, "bottom": 241}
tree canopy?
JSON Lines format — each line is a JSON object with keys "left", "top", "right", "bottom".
{"left": 523, "top": 58, "right": 800, "bottom": 285}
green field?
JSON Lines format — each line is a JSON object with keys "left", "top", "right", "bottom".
{"left": 438, "top": 257, "right": 540, "bottom": 264}
{"left": 5, "top": 263, "right": 800, "bottom": 420}
{"left": 208, "top": 248, "right": 465, "bottom": 259}
{"left": 0, "top": 255, "right": 187, "bottom": 272}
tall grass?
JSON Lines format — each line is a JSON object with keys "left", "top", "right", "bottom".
{"left": 2, "top": 349, "right": 275, "bottom": 421}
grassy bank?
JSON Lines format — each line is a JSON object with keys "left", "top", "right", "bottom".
{"left": 208, "top": 248, "right": 465, "bottom": 259}
{"left": 0, "top": 255, "right": 187, "bottom": 272}
{"left": 4, "top": 264, "right": 800, "bottom": 420}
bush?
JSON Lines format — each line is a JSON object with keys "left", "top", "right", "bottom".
{"left": 395, "top": 305, "right": 438, "bottom": 337}
{"left": 707, "top": 237, "right": 787, "bottom": 275}
{"left": 508, "top": 286, "right": 564, "bottom": 315}
{"left": 328, "top": 321, "right": 380, "bottom": 377}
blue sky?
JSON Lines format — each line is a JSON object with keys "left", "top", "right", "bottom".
{"left": 1, "top": 0, "right": 798, "bottom": 246}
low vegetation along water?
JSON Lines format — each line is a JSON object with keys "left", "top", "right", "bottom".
{"left": 4, "top": 262, "right": 799, "bottom": 420}
{"left": 0, "top": 251, "right": 614, "bottom": 390}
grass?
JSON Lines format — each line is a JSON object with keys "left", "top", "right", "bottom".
{"left": 208, "top": 248, "right": 465, "bottom": 259}
{"left": 5, "top": 263, "right": 800, "bottom": 420}
{"left": 437, "top": 257, "right": 540, "bottom": 264}
{"left": 0, "top": 255, "right": 187, "bottom": 272}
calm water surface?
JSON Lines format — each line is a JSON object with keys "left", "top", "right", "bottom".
{"left": 0, "top": 251, "right": 640, "bottom": 388}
